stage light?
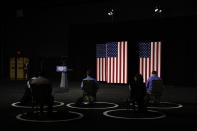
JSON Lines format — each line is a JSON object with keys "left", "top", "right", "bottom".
{"left": 108, "top": 12, "right": 112, "bottom": 15}
{"left": 154, "top": 8, "right": 159, "bottom": 12}
{"left": 154, "top": 6, "right": 162, "bottom": 14}
{"left": 107, "top": 9, "right": 114, "bottom": 16}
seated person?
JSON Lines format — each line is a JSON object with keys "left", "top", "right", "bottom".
{"left": 76, "top": 69, "right": 99, "bottom": 105}
{"left": 29, "top": 71, "right": 54, "bottom": 115}
{"left": 19, "top": 77, "right": 42, "bottom": 106}
{"left": 146, "top": 71, "right": 163, "bottom": 104}
{"left": 129, "top": 73, "right": 147, "bottom": 112}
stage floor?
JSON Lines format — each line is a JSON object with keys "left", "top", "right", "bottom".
{"left": 0, "top": 81, "right": 197, "bottom": 130}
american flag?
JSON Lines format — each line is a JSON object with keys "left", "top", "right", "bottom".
{"left": 96, "top": 41, "right": 128, "bottom": 84}
{"left": 139, "top": 41, "right": 161, "bottom": 82}
{"left": 96, "top": 44, "right": 106, "bottom": 82}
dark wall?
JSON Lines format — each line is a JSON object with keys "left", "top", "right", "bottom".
{"left": 68, "top": 22, "right": 146, "bottom": 82}
{"left": 1, "top": 4, "right": 197, "bottom": 86}
{"left": 1, "top": 7, "right": 69, "bottom": 80}
{"left": 162, "top": 16, "right": 197, "bottom": 86}
{"left": 68, "top": 16, "right": 197, "bottom": 86}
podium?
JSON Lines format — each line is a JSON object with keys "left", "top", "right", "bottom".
{"left": 56, "top": 66, "right": 68, "bottom": 89}
{"left": 60, "top": 72, "right": 68, "bottom": 88}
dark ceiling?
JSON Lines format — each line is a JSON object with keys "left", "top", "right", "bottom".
{"left": 1, "top": 0, "right": 197, "bottom": 23}
{"left": 4, "top": 0, "right": 195, "bottom": 10}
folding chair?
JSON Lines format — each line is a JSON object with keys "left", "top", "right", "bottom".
{"left": 82, "top": 80, "right": 99, "bottom": 104}
{"left": 31, "top": 84, "right": 54, "bottom": 114}
{"left": 149, "top": 80, "right": 164, "bottom": 104}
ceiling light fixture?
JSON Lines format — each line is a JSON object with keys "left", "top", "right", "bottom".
{"left": 108, "top": 9, "right": 114, "bottom": 16}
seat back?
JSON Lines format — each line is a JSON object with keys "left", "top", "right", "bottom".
{"left": 151, "top": 80, "right": 164, "bottom": 95}
{"left": 31, "top": 84, "right": 52, "bottom": 104}
{"left": 83, "top": 80, "right": 98, "bottom": 95}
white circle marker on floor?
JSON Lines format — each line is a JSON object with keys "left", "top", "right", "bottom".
{"left": 129, "top": 102, "right": 183, "bottom": 109}
{"left": 16, "top": 111, "right": 83, "bottom": 123}
{"left": 103, "top": 109, "right": 166, "bottom": 120}
{"left": 11, "top": 101, "right": 64, "bottom": 108}
{"left": 147, "top": 102, "right": 183, "bottom": 109}
{"left": 66, "top": 102, "right": 119, "bottom": 109}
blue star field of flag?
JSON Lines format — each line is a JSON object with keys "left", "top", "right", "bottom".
{"left": 106, "top": 42, "right": 118, "bottom": 57}
{"left": 96, "top": 44, "right": 106, "bottom": 58}
{"left": 139, "top": 42, "right": 151, "bottom": 58}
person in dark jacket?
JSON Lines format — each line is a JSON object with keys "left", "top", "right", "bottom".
{"left": 30, "top": 71, "right": 54, "bottom": 115}
{"left": 129, "top": 73, "right": 147, "bottom": 112}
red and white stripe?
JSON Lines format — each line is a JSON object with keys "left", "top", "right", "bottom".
{"left": 96, "top": 57, "right": 106, "bottom": 81}
{"left": 106, "top": 41, "right": 128, "bottom": 84}
{"left": 139, "top": 41, "right": 161, "bottom": 82}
